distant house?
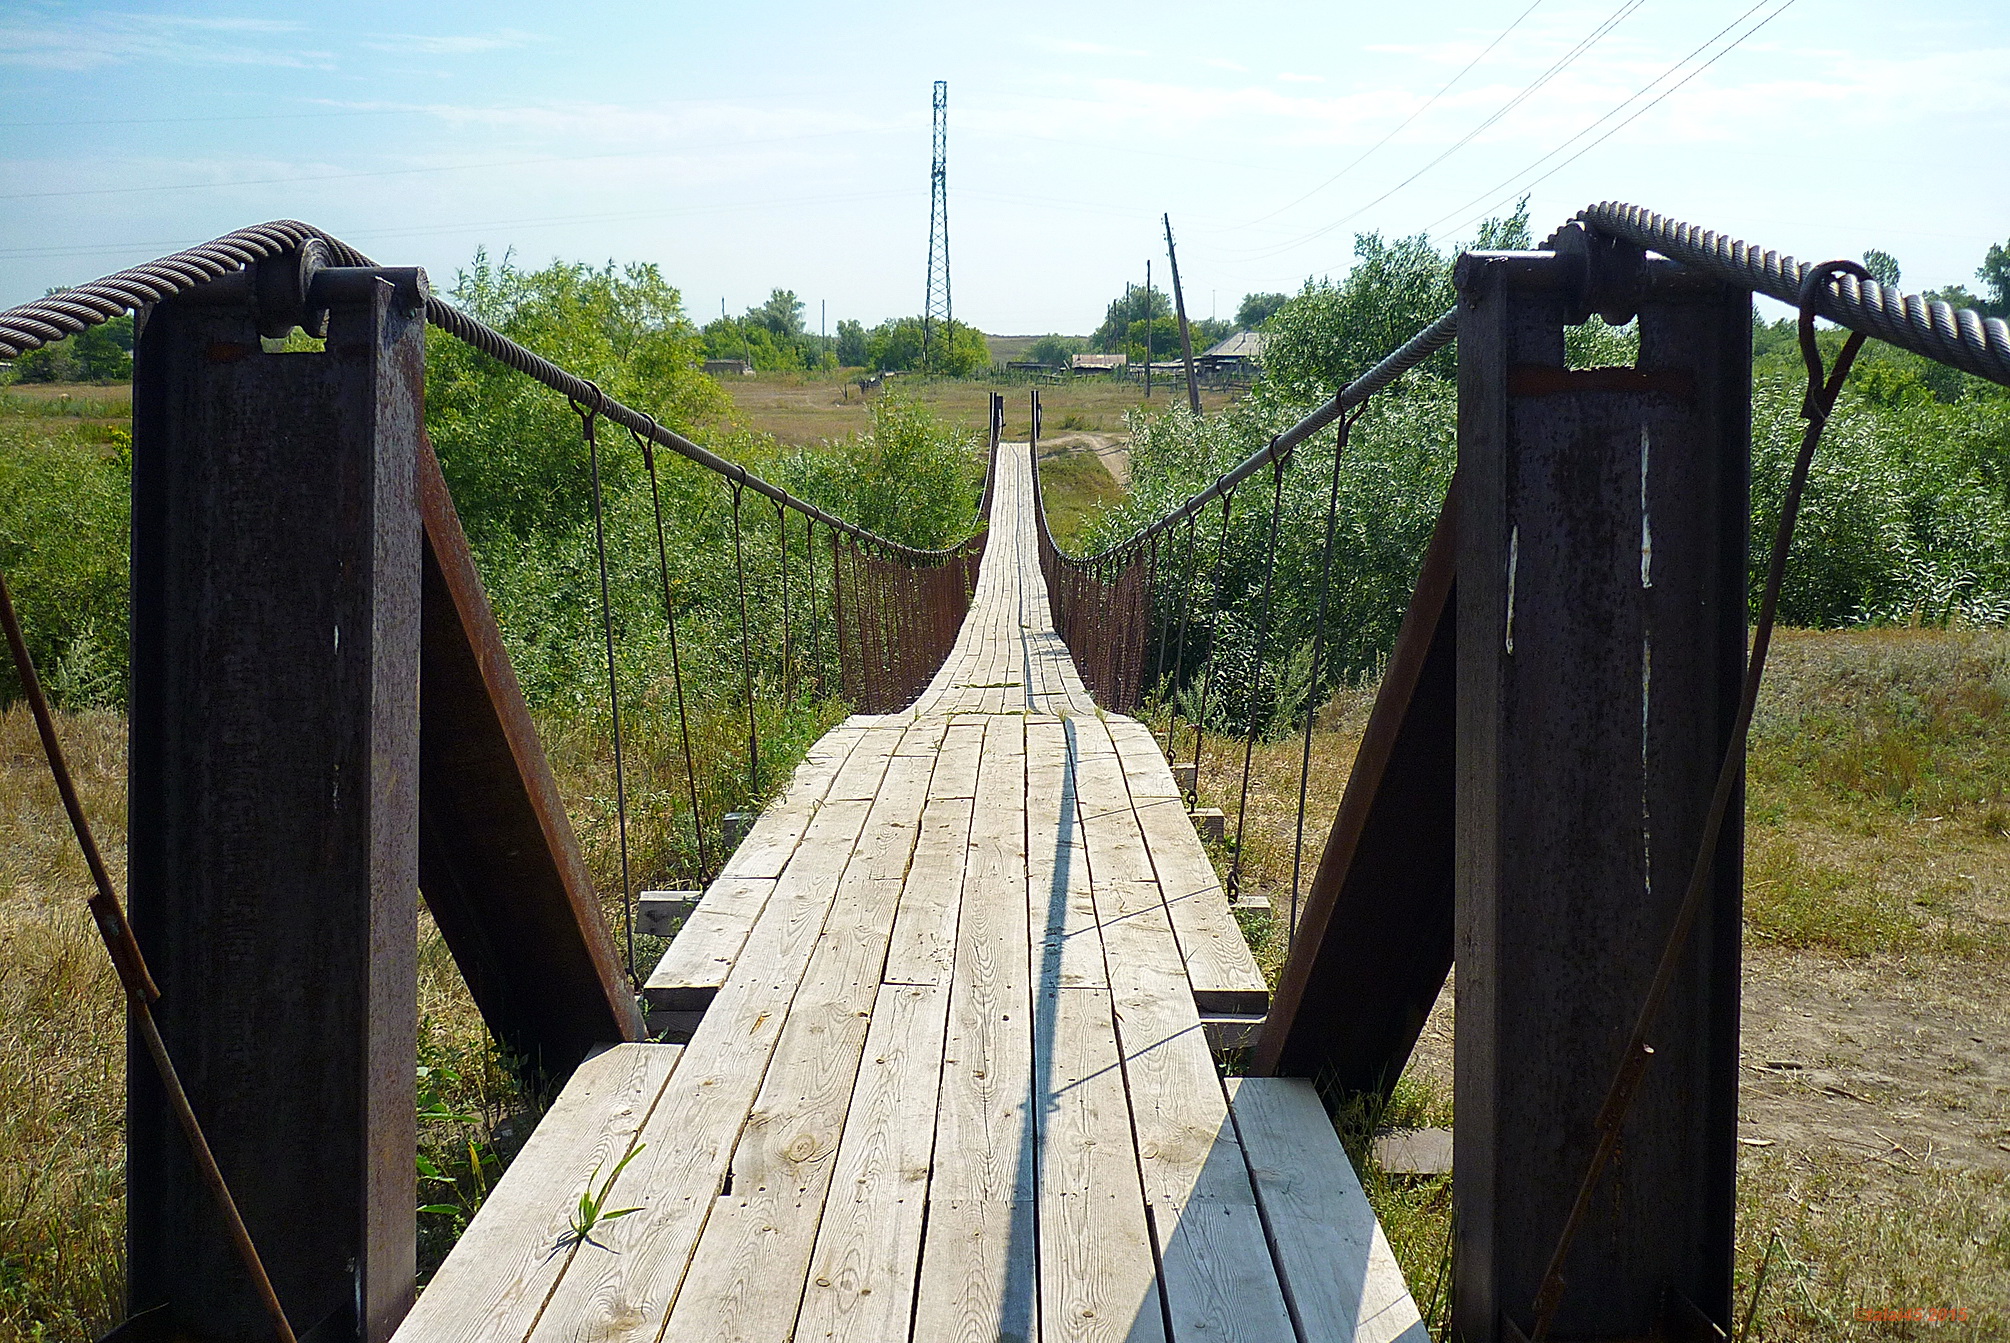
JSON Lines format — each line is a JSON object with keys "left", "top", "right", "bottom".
{"left": 1197, "top": 331, "right": 1271, "bottom": 374}
{"left": 703, "top": 359, "right": 755, "bottom": 377}
{"left": 1070, "top": 353, "right": 1128, "bottom": 374}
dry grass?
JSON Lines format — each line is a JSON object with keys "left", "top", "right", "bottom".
{"left": 1177, "top": 628, "right": 2010, "bottom": 1339}
{"left": 703, "top": 370, "right": 1239, "bottom": 450}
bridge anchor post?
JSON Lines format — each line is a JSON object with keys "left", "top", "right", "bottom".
{"left": 1453, "top": 226, "right": 1749, "bottom": 1343}
{"left": 127, "top": 254, "right": 426, "bottom": 1341}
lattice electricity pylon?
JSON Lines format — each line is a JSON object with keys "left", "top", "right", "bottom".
{"left": 922, "top": 79, "right": 952, "bottom": 372}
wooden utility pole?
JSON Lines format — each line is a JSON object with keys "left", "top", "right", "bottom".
{"left": 1164, "top": 213, "right": 1203, "bottom": 415}
{"left": 1144, "top": 259, "right": 1153, "bottom": 398}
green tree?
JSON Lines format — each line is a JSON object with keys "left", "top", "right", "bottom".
{"left": 864, "top": 317, "right": 988, "bottom": 375}
{"left": 1091, "top": 286, "right": 1172, "bottom": 352}
{"left": 835, "top": 319, "right": 867, "bottom": 367}
{"left": 1025, "top": 334, "right": 1086, "bottom": 367}
{"left": 748, "top": 288, "right": 806, "bottom": 338}
{"left": 779, "top": 391, "right": 981, "bottom": 549}
{"left": 427, "top": 251, "right": 724, "bottom": 545}
{"left": 1977, "top": 239, "right": 2010, "bottom": 317}
{"left": 9, "top": 313, "right": 133, "bottom": 383}
{"left": 1863, "top": 248, "right": 1901, "bottom": 289}
{"left": 1234, "top": 292, "right": 1289, "bottom": 329}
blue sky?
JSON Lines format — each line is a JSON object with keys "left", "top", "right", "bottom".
{"left": 2, "top": 1, "right": 2006, "bottom": 332}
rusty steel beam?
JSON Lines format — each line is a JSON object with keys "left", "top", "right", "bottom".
{"left": 1252, "top": 481, "right": 1457, "bottom": 1090}
{"left": 128, "top": 261, "right": 422, "bottom": 1341}
{"left": 1453, "top": 232, "right": 1748, "bottom": 1343}
{"left": 416, "top": 436, "right": 643, "bottom": 1079}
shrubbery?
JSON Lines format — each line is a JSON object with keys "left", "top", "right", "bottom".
{"left": 1090, "top": 216, "right": 2010, "bottom": 741}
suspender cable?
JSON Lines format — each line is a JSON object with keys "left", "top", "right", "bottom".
{"left": 729, "top": 479, "right": 760, "bottom": 798}
{"left": 1229, "top": 455, "right": 1289, "bottom": 900}
{"left": 1289, "top": 406, "right": 1364, "bottom": 948}
{"left": 776, "top": 500, "right": 795, "bottom": 704}
{"left": 1188, "top": 491, "right": 1237, "bottom": 793}
{"left": 631, "top": 417, "right": 710, "bottom": 879}
{"left": 1166, "top": 511, "right": 1201, "bottom": 783}
{"left": 806, "top": 513, "right": 823, "bottom": 697}
{"left": 577, "top": 389, "right": 636, "bottom": 984}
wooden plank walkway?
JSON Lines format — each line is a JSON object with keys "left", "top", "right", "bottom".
{"left": 398, "top": 444, "right": 1425, "bottom": 1343}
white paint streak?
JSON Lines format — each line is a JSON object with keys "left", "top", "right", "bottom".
{"left": 1505, "top": 525, "right": 1518, "bottom": 656}
{"left": 1639, "top": 423, "right": 1653, "bottom": 590}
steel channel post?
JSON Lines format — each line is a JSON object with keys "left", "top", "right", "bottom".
{"left": 1452, "top": 243, "right": 1748, "bottom": 1342}
{"left": 128, "top": 260, "right": 424, "bottom": 1340}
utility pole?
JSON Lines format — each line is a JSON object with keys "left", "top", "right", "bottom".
{"left": 1164, "top": 213, "right": 1202, "bottom": 416}
{"left": 1144, "top": 259, "right": 1153, "bottom": 399}
{"left": 922, "top": 80, "right": 951, "bottom": 373}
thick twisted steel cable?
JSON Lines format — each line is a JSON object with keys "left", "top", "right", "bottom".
{"left": 1581, "top": 202, "right": 2010, "bottom": 387}
{"left": 0, "top": 221, "right": 971, "bottom": 565}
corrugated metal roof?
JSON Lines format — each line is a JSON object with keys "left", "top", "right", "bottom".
{"left": 1199, "top": 330, "right": 1272, "bottom": 360}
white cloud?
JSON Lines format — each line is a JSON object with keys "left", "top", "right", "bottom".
{"left": 1276, "top": 72, "right": 1325, "bottom": 84}
{"left": 360, "top": 30, "right": 538, "bottom": 56}
{"left": 1206, "top": 57, "right": 1249, "bottom": 73}
{"left": 0, "top": 11, "right": 327, "bottom": 71}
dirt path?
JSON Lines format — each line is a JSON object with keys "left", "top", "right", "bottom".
{"left": 1034, "top": 430, "right": 1129, "bottom": 485}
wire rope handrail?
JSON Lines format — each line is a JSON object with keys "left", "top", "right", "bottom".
{"left": 0, "top": 219, "right": 984, "bottom": 565}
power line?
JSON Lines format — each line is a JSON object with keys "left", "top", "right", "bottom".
{"left": 0, "top": 188, "right": 921, "bottom": 266}
{"left": 1435, "top": 0, "right": 1801, "bottom": 239}
{"left": 0, "top": 126, "right": 882, "bottom": 203}
{"left": 1422, "top": 0, "right": 1779, "bottom": 235}
{"left": 1226, "top": 0, "right": 1546, "bottom": 231}
{"left": 1218, "top": 0, "right": 1645, "bottom": 262}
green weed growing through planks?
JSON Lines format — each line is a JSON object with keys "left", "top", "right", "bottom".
{"left": 566, "top": 1145, "right": 646, "bottom": 1247}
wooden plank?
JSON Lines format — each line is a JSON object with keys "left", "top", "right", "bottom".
{"left": 1104, "top": 717, "right": 1181, "bottom": 800}
{"left": 1035, "top": 986, "right": 1166, "bottom": 1343}
{"left": 1071, "top": 718, "right": 1297, "bottom": 1343}
{"left": 391, "top": 1043, "right": 681, "bottom": 1342}
{"left": 416, "top": 437, "right": 644, "bottom": 1078}
{"left": 793, "top": 982, "right": 950, "bottom": 1343}
{"left": 883, "top": 794, "right": 974, "bottom": 987}
{"left": 1226, "top": 1078, "right": 1429, "bottom": 1343}
{"left": 661, "top": 739, "right": 939, "bottom": 1341}
{"left": 642, "top": 877, "right": 777, "bottom": 1012}
{"left": 1127, "top": 792, "right": 1269, "bottom": 1015}
{"left": 511, "top": 728, "right": 902, "bottom": 1343}
{"left": 1251, "top": 488, "right": 1456, "bottom": 1091}
{"left": 883, "top": 720, "right": 984, "bottom": 985}
{"left": 913, "top": 714, "right": 1038, "bottom": 1342}
{"left": 715, "top": 721, "right": 871, "bottom": 879}
{"left": 1027, "top": 718, "right": 1101, "bottom": 992}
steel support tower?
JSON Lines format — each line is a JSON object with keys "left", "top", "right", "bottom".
{"left": 922, "top": 80, "right": 951, "bottom": 372}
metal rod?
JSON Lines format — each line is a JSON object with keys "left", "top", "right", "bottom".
{"left": 580, "top": 398, "right": 636, "bottom": 983}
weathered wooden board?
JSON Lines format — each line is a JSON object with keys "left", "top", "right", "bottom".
{"left": 391, "top": 1043, "right": 681, "bottom": 1341}
{"left": 1227, "top": 1077, "right": 1429, "bottom": 1343}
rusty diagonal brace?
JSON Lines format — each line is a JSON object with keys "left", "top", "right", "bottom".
{"left": 1528, "top": 260, "right": 1872, "bottom": 1342}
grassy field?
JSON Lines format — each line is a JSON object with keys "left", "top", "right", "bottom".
{"left": 1167, "top": 626, "right": 2010, "bottom": 1340}
{"left": 703, "top": 368, "right": 1239, "bottom": 450}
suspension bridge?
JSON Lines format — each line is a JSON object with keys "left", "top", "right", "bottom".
{"left": 0, "top": 203, "right": 2006, "bottom": 1343}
